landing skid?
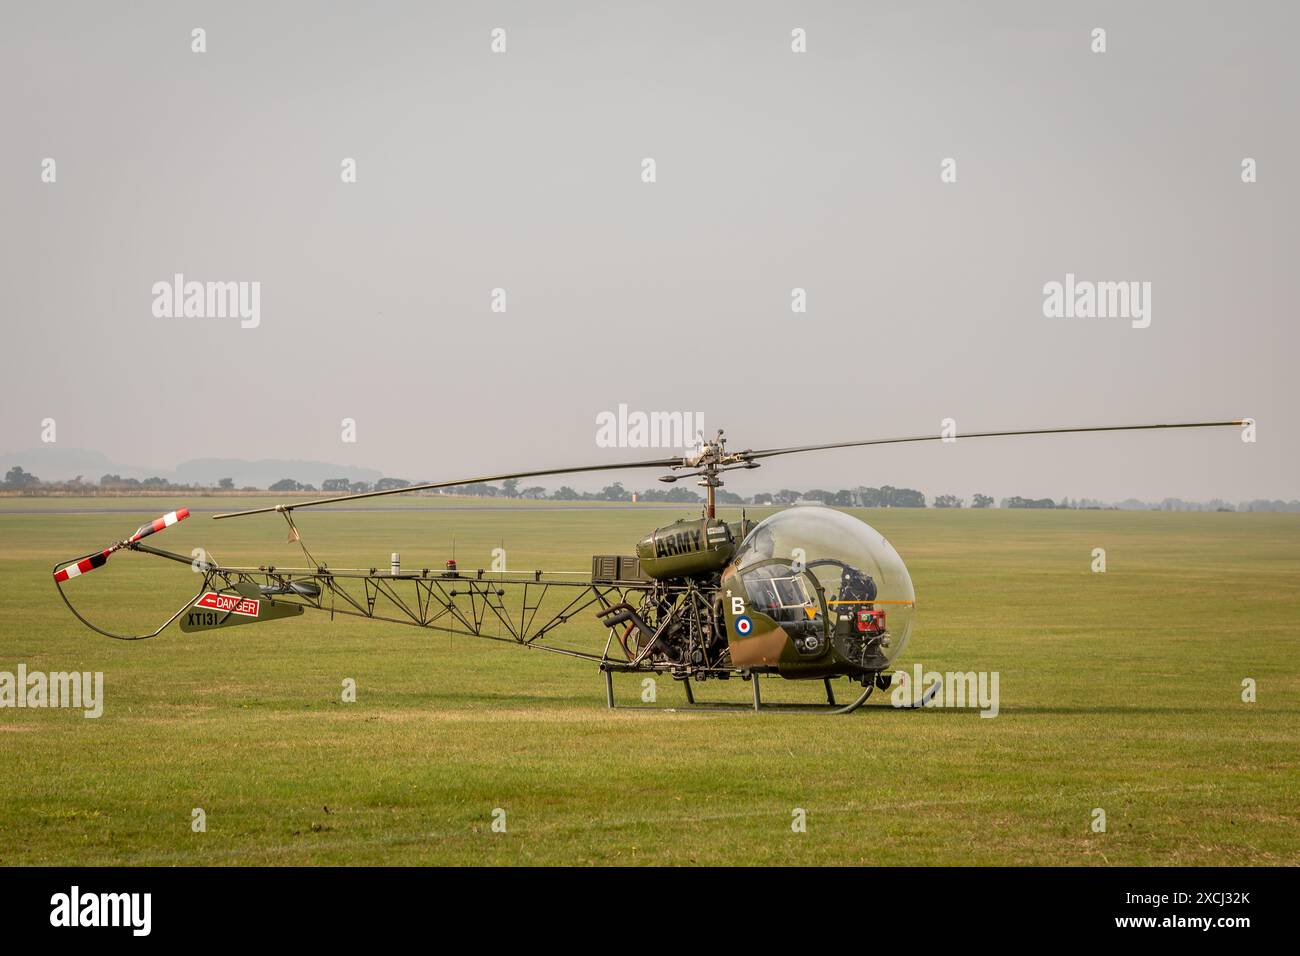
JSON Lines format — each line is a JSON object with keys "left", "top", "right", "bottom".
{"left": 601, "top": 667, "right": 875, "bottom": 715}
{"left": 897, "top": 677, "right": 944, "bottom": 709}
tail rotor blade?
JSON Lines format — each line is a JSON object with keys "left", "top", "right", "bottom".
{"left": 128, "top": 508, "right": 190, "bottom": 543}
{"left": 54, "top": 549, "right": 112, "bottom": 582}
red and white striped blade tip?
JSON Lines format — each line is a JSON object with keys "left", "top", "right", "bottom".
{"left": 129, "top": 507, "right": 190, "bottom": 543}
{"left": 54, "top": 549, "right": 111, "bottom": 582}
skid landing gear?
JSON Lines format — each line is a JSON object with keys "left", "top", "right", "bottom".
{"left": 600, "top": 665, "right": 875, "bottom": 715}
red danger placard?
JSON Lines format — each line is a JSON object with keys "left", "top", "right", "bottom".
{"left": 194, "top": 592, "right": 260, "bottom": 618}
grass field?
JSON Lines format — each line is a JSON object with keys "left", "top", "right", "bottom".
{"left": 1, "top": 497, "right": 1297, "bottom": 865}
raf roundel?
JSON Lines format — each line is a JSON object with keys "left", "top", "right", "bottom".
{"left": 734, "top": 615, "right": 753, "bottom": 636}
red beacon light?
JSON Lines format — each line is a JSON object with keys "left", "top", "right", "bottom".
{"left": 856, "top": 608, "right": 886, "bottom": 636}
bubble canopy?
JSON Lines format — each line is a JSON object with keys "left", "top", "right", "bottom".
{"left": 731, "top": 505, "right": 915, "bottom": 666}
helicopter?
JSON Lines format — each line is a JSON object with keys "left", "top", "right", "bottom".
{"left": 53, "top": 419, "right": 1243, "bottom": 714}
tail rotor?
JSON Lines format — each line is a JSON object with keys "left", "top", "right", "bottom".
{"left": 52, "top": 507, "right": 199, "bottom": 640}
{"left": 52, "top": 508, "right": 189, "bottom": 583}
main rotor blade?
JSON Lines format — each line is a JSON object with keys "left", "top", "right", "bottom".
{"left": 212, "top": 419, "right": 1244, "bottom": 520}
{"left": 743, "top": 420, "right": 1245, "bottom": 461}
{"left": 211, "top": 455, "right": 686, "bottom": 519}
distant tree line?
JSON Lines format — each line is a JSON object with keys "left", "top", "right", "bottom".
{"left": 4, "top": 464, "right": 1299, "bottom": 511}
{"left": 1001, "top": 496, "right": 1059, "bottom": 509}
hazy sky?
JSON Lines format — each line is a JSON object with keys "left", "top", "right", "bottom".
{"left": 2, "top": 1, "right": 1295, "bottom": 500}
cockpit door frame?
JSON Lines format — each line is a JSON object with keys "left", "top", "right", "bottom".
{"left": 733, "top": 556, "right": 830, "bottom": 642}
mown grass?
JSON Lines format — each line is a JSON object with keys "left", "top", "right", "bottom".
{"left": 1, "top": 499, "right": 1296, "bottom": 865}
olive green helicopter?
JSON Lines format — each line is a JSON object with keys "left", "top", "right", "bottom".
{"left": 53, "top": 420, "right": 1243, "bottom": 714}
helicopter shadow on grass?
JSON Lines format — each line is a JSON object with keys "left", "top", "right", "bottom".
{"left": 978, "top": 704, "right": 1298, "bottom": 717}
{"left": 567, "top": 699, "right": 1287, "bottom": 718}
{"left": 421, "top": 689, "right": 605, "bottom": 709}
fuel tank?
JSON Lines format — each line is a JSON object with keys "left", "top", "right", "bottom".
{"left": 635, "top": 517, "right": 736, "bottom": 580}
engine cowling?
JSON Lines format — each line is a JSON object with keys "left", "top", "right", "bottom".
{"left": 635, "top": 517, "right": 736, "bottom": 580}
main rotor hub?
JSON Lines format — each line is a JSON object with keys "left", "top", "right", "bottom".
{"left": 660, "top": 430, "right": 759, "bottom": 517}
{"left": 681, "top": 430, "right": 750, "bottom": 472}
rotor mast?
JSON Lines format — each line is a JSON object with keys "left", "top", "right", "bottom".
{"left": 701, "top": 466, "right": 719, "bottom": 519}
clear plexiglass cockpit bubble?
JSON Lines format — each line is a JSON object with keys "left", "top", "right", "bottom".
{"left": 732, "top": 505, "right": 915, "bottom": 666}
